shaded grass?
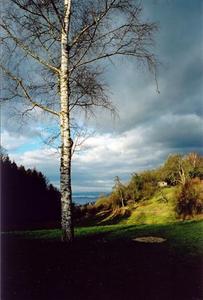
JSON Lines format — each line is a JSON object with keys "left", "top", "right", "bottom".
{"left": 107, "top": 220, "right": 203, "bottom": 257}
{"left": 2, "top": 220, "right": 203, "bottom": 300}
{"left": 4, "top": 219, "right": 203, "bottom": 257}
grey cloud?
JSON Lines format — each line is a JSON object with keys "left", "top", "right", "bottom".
{"left": 144, "top": 114, "right": 203, "bottom": 149}
{"left": 89, "top": 45, "right": 203, "bottom": 139}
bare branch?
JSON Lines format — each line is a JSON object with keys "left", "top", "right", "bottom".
{"left": 70, "top": 0, "right": 117, "bottom": 48}
{"left": 50, "top": 0, "right": 64, "bottom": 30}
{"left": 22, "top": 105, "right": 37, "bottom": 117}
{"left": 0, "top": 21, "right": 60, "bottom": 74}
{"left": 71, "top": 126, "right": 95, "bottom": 156}
{"left": 0, "top": 64, "right": 60, "bottom": 117}
{"left": 10, "top": 0, "right": 61, "bottom": 34}
{"left": 72, "top": 50, "right": 155, "bottom": 71}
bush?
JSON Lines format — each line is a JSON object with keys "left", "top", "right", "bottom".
{"left": 95, "top": 196, "right": 112, "bottom": 210}
{"left": 141, "top": 182, "right": 157, "bottom": 200}
{"left": 95, "top": 192, "right": 124, "bottom": 211}
{"left": 176, "top": 179, "right": 203, "bottom": 220}
{"left": 109, "top": 192, "right": 123, "bottom": 209}
{"left": 126, "top": 172, "right": 158, "bottom": 202}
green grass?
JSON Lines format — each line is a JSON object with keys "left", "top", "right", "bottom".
{"left": 92, "top": 187, "right": 179, "bottom": 226}
{"left": 3, "top": 186, "right": 202, "bottom": 257}
{"left": 4, "top": 219, "right": 203, "bottom": 257}
{"left": 107, "top": 220, "right": 203, "bottom": 256}
{"left": 120, "top": 187, "right": 177, "bottom": 225}
{"left": 77, "top": 186, "right": 201, "bottom": 227}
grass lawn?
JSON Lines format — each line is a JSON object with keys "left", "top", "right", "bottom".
{"left": 6, "top": 219, "right": 203, "bottom": 256}
{"left": 2, "top": 220, "right": 203, "bottom": 300}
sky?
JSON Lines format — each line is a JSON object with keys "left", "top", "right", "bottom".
{"left": 1, "top": 0, "right": 203, "bottom": 192}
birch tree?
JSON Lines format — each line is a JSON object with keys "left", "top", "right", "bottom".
{"left": 1, "top": 0, "right": 157, "bottom": 242}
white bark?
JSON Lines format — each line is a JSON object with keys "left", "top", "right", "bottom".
{"left": 60, "top": 0, "right": 73, "bottom": 242}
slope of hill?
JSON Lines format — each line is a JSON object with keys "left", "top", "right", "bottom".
{"left": 78, "top": 186, "right": 202, "bottom": 226}
{"left": 121, "top": 187, "right": 177, "bottom": 225}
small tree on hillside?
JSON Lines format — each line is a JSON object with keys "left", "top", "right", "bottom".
{"left": 113, "top": 176, "right": 126, "bottom": 207}
{"left": 1, "top": 0, "right": 157, "bottom": 242}
{"left": 159, "top": 153, "right": 203, "bottom": 186}
{"left": 159, "top": 154, "right": 189, "bottom": 186}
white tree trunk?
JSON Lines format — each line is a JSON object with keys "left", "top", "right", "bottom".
{"left": 60, "top": 0, "right": 73, "bottom": 242}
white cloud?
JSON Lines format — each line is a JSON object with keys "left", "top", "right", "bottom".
{"left": 1, "top": 131, "right": 29, "bottom": 151}
{"left": 6, "top": 109, "right": 203, "bottom": 192}
{"left": 6, "top": 128, "right": 160, "bottom": 190}
{"left": 73, "top": 128, "right": 144, "bottom": 165}
{"left": 9, "top": 147, "right": 60, "bottom": 186}
{"left": 10, "top": 147, "right": 59, "bottom": 168}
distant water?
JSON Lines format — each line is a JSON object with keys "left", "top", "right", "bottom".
{"left": 72, "top": 191, "right": 109, "bottom": 205}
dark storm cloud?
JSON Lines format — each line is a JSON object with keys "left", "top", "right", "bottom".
{"left": 144, "top": 114, "right": 203, "bottom": 149}
{"left": 92, "top": 0, "right": 203, "bottom": 134}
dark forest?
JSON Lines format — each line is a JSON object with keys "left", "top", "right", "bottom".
{"left": 1, "top": 155, "right": 60, "bottom": 230}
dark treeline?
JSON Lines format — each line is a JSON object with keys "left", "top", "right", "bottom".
{"left": 1, "top": 154, "right": 61, "bottom": 230}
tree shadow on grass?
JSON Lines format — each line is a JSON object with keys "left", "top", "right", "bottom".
{"left": 1, "top": 233, "right": 202, "bottom": 300}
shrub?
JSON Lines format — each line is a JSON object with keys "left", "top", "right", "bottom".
{"left": 95, "top": 196, "right": 112, "bottom": 210}
{"left": 141, "top": 182, "right": 157, "bottom": 200}
{"left": 109, "top": 192, "right": 123, "bottom": 209}
{"left": 95, "top": 192, "right": 124, "bottom": 211}
{"left": 126, "top": 171, "right": 158, "bottom": 202}
{"left": 176, "top": 179, "right": 203, "bottom": 220}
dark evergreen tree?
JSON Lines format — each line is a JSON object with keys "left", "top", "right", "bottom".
{"left": 1, "top": 154, "right": 60, "bottom": 230}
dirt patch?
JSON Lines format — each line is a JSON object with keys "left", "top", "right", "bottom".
{"left": 133, "top": 236, "right": 167, "bottom": 243}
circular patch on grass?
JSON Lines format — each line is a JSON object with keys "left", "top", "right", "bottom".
{"left": 133, "top": 236, "right": 166, "bottom": 243}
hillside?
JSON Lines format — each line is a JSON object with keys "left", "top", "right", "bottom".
{"left": 92, "top": 187, "right": 176, "bottom": 225}
{"left": 75, "top": 152, "right": 203, "bottom": 226}
{"left": 76, "top": 184, "right": 203, "bottom": 227}
{"left": 120, "top": 187, "right": 177, "bottom": 225}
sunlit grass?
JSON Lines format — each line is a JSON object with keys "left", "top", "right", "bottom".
{"left": 121, "top": 187, "right": 177, "bottom": 225}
